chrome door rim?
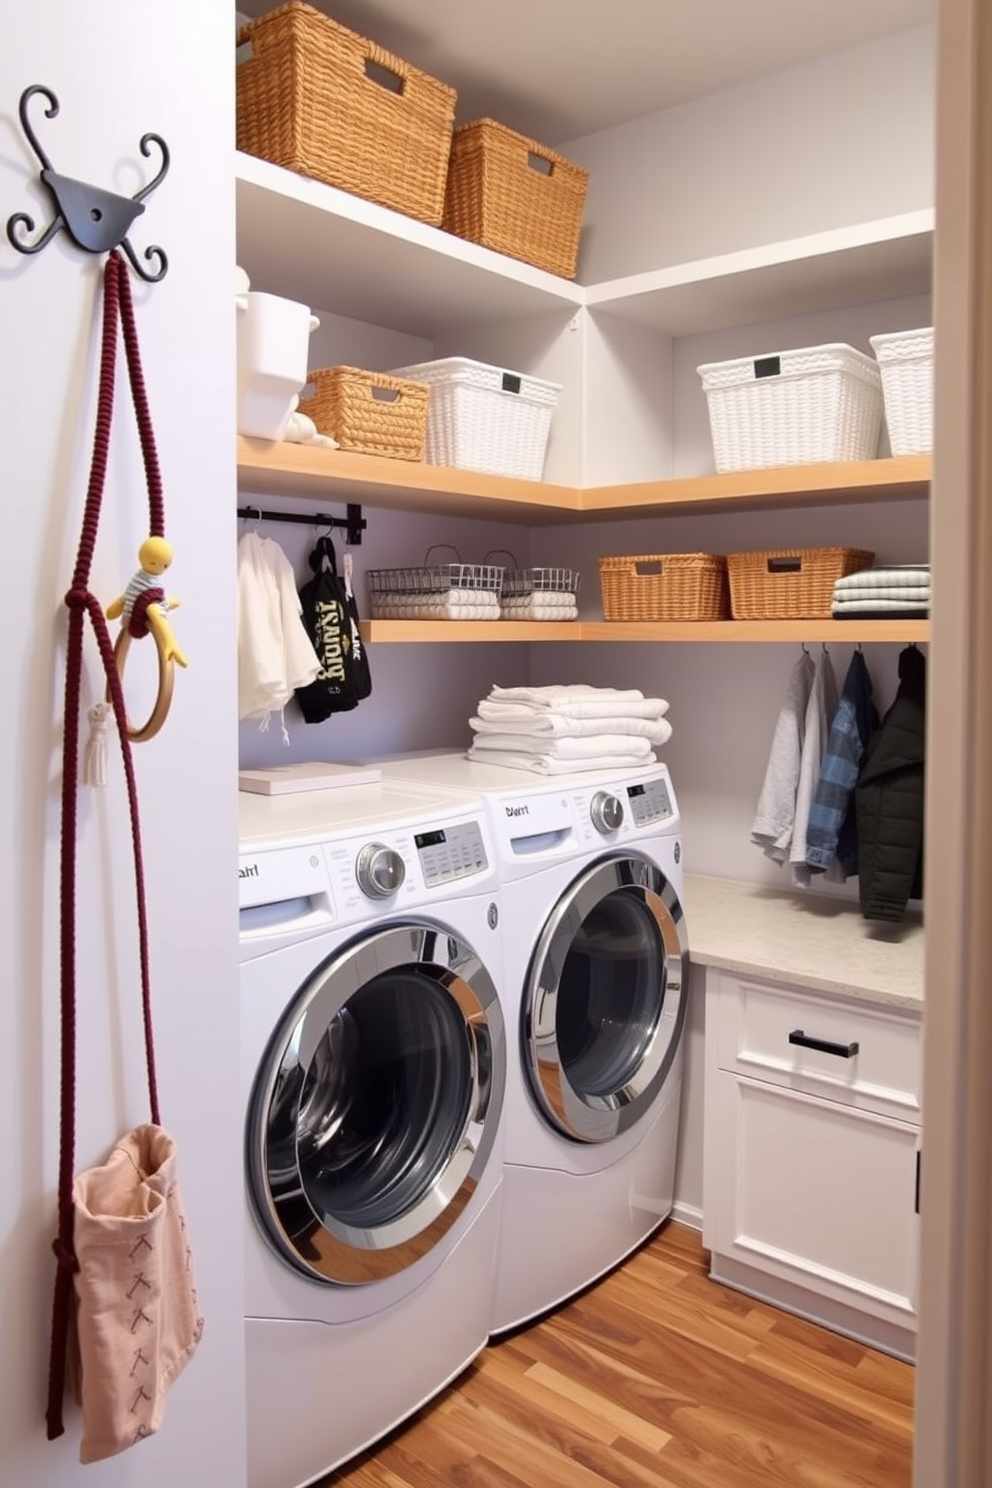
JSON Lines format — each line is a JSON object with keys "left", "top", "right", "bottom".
{"left": 525, "top": 855, "right": 688, "bottom": 1143}
{"left": 246, "top": 920, "right": 505, "bottom": 1284}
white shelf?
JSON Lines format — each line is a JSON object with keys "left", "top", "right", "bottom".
{"left": 235, "top": 155, "right": 933, "bottom": 341}
{"left": 584, "top": 210, "right": 935, "bottom": 336}
{"left": 235, "top": 152, "right": 583, "bottom": 336}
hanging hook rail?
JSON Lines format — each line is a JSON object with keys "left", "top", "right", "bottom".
{"left": 5, "top": 85, "right": 170, "bottom": 281}
{"left": 236, "top": 504, "right": 367, "bottom": 546}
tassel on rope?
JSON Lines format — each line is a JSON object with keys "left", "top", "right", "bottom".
{"left": 83, "top": 703, "right": 110, "bottom": 787}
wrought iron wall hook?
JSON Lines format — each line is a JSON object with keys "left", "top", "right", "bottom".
{"left": 5, "top": 85, "right": 170, "bottom": 282}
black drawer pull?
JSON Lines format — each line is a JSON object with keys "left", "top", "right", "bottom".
{"left": 788, "top": 1029, "right": 860, "bottom": 1059}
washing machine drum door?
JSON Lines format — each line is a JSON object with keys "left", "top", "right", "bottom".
{"left": 247, "top": 921, "right": 505, "bottom": 1285}
{"left": 524, "top": 854, "right": 688, "bottom": 1143}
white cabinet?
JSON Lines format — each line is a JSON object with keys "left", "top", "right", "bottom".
{"left": 702, "top": 968, "right": 921, "bottom": 1361}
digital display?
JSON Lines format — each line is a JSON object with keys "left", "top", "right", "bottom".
{"left": 627, "top": 784, "right": 646, "bottom": 798}
{"left": 415, "top": 829, "right": 447, "bottom": 849}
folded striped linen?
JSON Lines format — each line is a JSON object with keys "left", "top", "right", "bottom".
{"left": 833, "top": 565, "right": 930, "bottom": 593}
{"left": 469, "top": 713, "right": 671, "bottom": 743}
{"left": 466, "top": 746, "right": 657, "bottom": 775}
{"left": 469, "top": 731, "right": 656, "bottom": 760}
{"left": 832, "top": 592, "right": 930, "bottom": 609}
{"left": 481, "top": 685, "right": 669, "bottom": 721}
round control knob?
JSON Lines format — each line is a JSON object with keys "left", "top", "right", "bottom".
{"left": 590, "top": 791, "right": 624, "bottom": 834}
{"left": 355, "top": 842, "right": 406, "bottom": 899}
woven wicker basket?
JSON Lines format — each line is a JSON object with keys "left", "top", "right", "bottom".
{"left": 870, "top": 328, "right": 934, "bottom": 455}
{"left": 697, "top": 343, "right": 883, "bottom": 473}
{"left": 443, "top": 118, "right": 589, "bottom": 279}
{"left": 236, "top": 2, "right": 457, "bottom": 225}
{"left": 598, "top": 554, "right": 729, "bottom": 622}
{"left": 727, "top": 547, "right": 875, "bottom": 619}
{"left": 300, "top": 367, "right": 429, "bottom": 461}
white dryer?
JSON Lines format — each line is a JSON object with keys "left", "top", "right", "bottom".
{"left": 239, "top": 780, "right": 505, "bottom": 1488}
{"left": 365, "top": 753, "right": 689, "bottom": 1334}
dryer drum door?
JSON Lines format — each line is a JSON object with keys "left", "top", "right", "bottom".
{"left": 246, "top": 920, "right": 505, "bottom": 1285}
{"left": 524, "top": 854, "right": 688, "bottom": 1143}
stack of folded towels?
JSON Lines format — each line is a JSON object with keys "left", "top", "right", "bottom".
{"left": 467, "top": 684, "right": 672, "bottom": 775}
{"left": 832, "top": 564, "right": 930, "bottom": 619}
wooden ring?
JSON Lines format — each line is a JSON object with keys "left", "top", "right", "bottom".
{"left": 111, "top": 624, "right": 175, "bottom": 742}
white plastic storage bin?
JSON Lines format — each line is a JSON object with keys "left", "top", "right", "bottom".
{"left": 236, "top": 290, "right": 319, "bottom": 440}
{"left": 388, "top": 357, "right": 562, "bottom": 481}
{"left": 869, "top": 328, "right": 934, "bottom": 455}
{"left": 697, "top": 343, "right": 883, "bottom": 473}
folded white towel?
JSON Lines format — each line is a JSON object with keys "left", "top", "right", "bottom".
{"left": 834, "top": 566, "right": 930, "bottom": 592}
{"left": 469, "top": 713, "right": 671, "bottom": 743}
{"left": 479, "top": 693, "right": 669, "bottom": 721}
{"left": 470, "top": 731, "right": 654, "bottom": 760}
{"left": 832, "top": 591, "right": 930, "bottom": 608}
{"left": 467, "top": 746, "right": 657, "bottom": 776}
{"left": 492, "top": 684, "right": 646, "bottom": 705}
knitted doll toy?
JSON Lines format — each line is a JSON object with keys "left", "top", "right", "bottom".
{"left": 106, "top": 535, "right": 187, "bottom": 668}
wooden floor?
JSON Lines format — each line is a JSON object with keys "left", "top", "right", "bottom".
{"left": 322, "top": 1222, "right": 915, "bottom": 1488}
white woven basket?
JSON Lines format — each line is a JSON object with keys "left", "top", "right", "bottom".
{"left": 388, "top": 356, "right": 562, "bottom": 481}
{"left": 869, "top": 328, "right": 933, "bottom": 455}
{"left": 697, "top": 343, "right": 883, "bottom": 472}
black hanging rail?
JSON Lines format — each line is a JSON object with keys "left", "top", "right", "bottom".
{"left": 237, "top": 504, "right": 367, "bottom": 546}
{"left": 5, "top": 85, "right": 170, "bottom": 281}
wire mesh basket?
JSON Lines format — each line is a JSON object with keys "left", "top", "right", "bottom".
{"left": 486, "top": 550, "right": 581, "bottom": 620}
{"left": 366, "top": 545, "right": 505, "bottom": 620}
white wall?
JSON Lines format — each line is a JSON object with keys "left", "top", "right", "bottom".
{"left": 565, "top": 25, "right": 936, "bottom": 282}
{"left": 0, "top": 5, "right": 246, "bottom": 1485}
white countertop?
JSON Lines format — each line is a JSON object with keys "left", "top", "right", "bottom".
{"left": 683, "top": 873, "right": 924, "bottom": 1011}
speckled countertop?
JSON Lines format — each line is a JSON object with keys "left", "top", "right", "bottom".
{"left": 683, "top": 873, "right": 924, "bottom": 1011}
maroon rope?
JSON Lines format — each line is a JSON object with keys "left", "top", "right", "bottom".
{"left": 117, "top": 262, "right": 165, "bottom": 539}
{"left": 47, "top": 250, "right": 164, "bottom": 1440}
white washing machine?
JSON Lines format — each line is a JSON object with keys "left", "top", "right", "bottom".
{"left": 364, "top": 752, "right": 689, "bottom": 1334}
{"left": 239, "top": 779, "right": 505, "bottom": 1488}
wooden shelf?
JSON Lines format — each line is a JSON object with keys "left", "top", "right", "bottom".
{"left": 580, "top": 455, "right": 931, "bottom": 517}
{"left": 238, "top": 440, "right": 930, "bottom": 521}
{"left": 579, "top": 619, "right": 930, "bottom": 643}
{"left": 360, "top": 619, "right": 930, "bottom": 644}
{"left": 236, "top": 438, "right": 582, "bottom": 523}
{"left": 360, "top": 620, "right": 587, "bottom": 643}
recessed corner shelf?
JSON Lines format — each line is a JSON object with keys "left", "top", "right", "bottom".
{"left": 235, "top": 153, "right": 932, "bottom": 339}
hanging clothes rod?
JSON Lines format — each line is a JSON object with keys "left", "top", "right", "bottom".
{"left": 237, "top": 503, "right": 366, "bottom": 546}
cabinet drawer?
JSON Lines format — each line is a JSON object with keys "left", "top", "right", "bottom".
{"left": 714, "top": 971, "right": 921, "bottom": 1122}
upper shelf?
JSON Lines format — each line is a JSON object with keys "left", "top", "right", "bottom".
{"left": 235, "top": 153, "right": 583, "bottom": 338}
{"left": 237, "top": 438, "right": 930, "bottom": 522}
{"left": 235, "top": 154, "right": 933, "bottom": 339}
{"left": 584, "top": 211, "right": 934, "bottom": 337}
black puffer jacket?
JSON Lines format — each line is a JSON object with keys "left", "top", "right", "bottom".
{"left": 855, "top": 646, "right": 926, "bottom": 922}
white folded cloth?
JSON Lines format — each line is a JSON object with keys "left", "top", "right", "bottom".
{"left": 834, "top": 566, "right": 930, "bottom": 592}
{"left": 467, "top": 746, "right": 657, "bottom": 776}
{"left": 469, "top": 712, "right": 671, "bottom": 743}
{"left": 481, "top": 684, "right": 669, "bottom": 721}
{"left": 832, "top": 593, "right": 930, "bottom": 610}
{"left": 469, "top": 731, "right": 654, "bottom": 760}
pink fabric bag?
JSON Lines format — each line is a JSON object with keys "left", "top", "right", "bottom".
{"left": 70, "top": 1126, "right": 203, "bottom": 1462}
